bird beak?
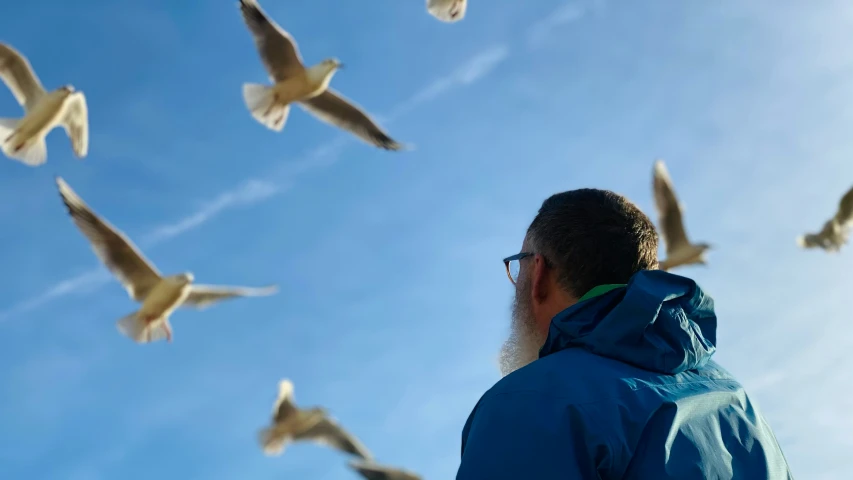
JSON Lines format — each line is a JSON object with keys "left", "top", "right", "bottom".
{"left": 337, "top": 63, "right": 345, "bottom": 70}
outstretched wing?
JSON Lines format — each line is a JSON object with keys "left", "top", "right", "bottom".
{"left": 61, "top": 92, "right": 89, "bottom": 158}
{"left": 295, "top": 416, "right": 373, "bottom": 460}
{"left": 238, "top": 0, "right": 304, "bottom": 81}
{"left": 55, "top": 177, "right": 162, "bottom": 301}
{"left": 0, "top": 43, "right": 46, "bottom": 110}
{"left": 653, "top": 159, "right": 691, "bottom": 255}
{"left": 299, "top": 89, "right": 404, "bottom": 151}
{"left": 349, "top": 460, "right": 423, "bottom": 480}
{"left": 271, "top": 379, "right": 298, "bottom": 423}
{"left": 834, "top": 184, "right": 853, "bottom": 226}
{"left": 181, "top": 284, "right": 278, "bottom": 309}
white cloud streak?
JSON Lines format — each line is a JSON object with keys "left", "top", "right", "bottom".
{"left": 526, "top": 3, "right": 588, "bottom": 49}
{"left": 141, "top": 179, "right": 283, "bottom": 245}
{"left": 0, "top": 44, "right": 514, "bottom": 321}
{"left": 388, "top": 45, "right": 510, "bottom": 120}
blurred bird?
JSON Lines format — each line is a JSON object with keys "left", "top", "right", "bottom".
{"left": 0, "top": 43, "right": 88, "bottom": 166}
{"left": 797, "top": 184, "right": 853, "bottom": 252}
{"left": 652, "top": 159, "right": 711, "bottom": 270}
{"left": 55, "top": 177, "right": 278, "bottom": 344}
{"left": 238, "top": 0, "right": 405, "bottom": 150}
{"left": 349, "top": 460, "right": 422, "bottom": 480}
{"left": 427, "top": 0, "right": 467, "bottom": 22}
{"left": 259, "top": 379, "right": 373, "bottom": 460}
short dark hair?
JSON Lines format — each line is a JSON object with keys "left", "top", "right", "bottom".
{"left": 526, "top": 189, "right": 658, "bottom": 298}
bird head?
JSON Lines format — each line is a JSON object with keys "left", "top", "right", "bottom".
{"left": 307, "top": 59, "right": 343, "bottom": 88}
{"left": 59, "top": 84, "right": 76, "bottom": 93}
{"left": 321, "top": 57, "right": 344, "bottom": 71}
{"left": 179, "top": 272, "right": 195, "bottom": 284}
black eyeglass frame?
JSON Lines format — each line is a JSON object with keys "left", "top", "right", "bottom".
{"left": 502, "top": 252, "right": 534, "bottom": 285}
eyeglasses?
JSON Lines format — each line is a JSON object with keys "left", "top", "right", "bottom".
{"left": 503, "top": 252, "right": 534, "bottom": 285}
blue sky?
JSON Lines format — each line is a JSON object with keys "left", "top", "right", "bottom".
{"left": 0, "top": 0, "right": 851, "bottom": 478}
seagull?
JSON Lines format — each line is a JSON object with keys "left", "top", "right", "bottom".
{"left": 258, "top": 379, "right": 373, "bottom": 460}
{"left": 652, "top": 159, "right": 711, "bottom": 270}
{"left": 349, "top": 460, "right": 423, "bottom": 480}
{"left": 238, "top": 0, "right": 405, "bottom": 151}
{"left": 426, "top": 0, "right": 467, "bottom": 23}
{"left": 797, "top": 184, "right": 853, "bottom": 252}
{"left": 0, "top": 43, "right": 88, "bottom": 166}
{"left": 55, "top": 177, "right": 278, "bottom": 344}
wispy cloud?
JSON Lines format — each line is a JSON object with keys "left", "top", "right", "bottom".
{"left": 0, "top": 270, "right": 111, "bottom": 322}
{"left": 527, "top": 3, "right": 588, "bottom": 49}
{"left": 388, "top": 44, "right": 511, "bottom": 119}
{"left": 142, "top": 179, "right": 283, "bottom": 245}
{"left": 0, "top": 45, "right": 511, "bottom": 321}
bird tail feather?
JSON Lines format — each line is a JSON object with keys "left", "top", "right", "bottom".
{"left": 258, "top": 426, "right": 287, "bottom": 456}
{"left": 242, "top": 83, "right": 290, "bottom": 132}
{"left": 116, "top": 311, "right": 171, "bottom": 344}
{"left": 0, "top": 118, "right": 47, "bottom": 166}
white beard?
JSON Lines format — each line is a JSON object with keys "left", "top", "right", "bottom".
{"left": 498, "top": 277, "right": 547, "bottom": 377}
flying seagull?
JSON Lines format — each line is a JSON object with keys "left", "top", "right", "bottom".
{"left": 797, "top": 184, "right": 853, "bottom": 252}
{"left": 652, "top": 159, "right": 711, "bottom": 270}
{"left": 349, "top": 460, "right": 423, "bottom": 480}
{"left": 426, "top": 0, "right": 467, "bottom": 22}
{"left": 258, "top": 379, "right": 373, "bottom": 460}
{"left": 0, "top": 42, "right": 88, "bottom": 166}
{"left": 55, "top": 177, "right": 278, "bottom": 344}
{"left": 238, "top": 0, "right": 405, "bottom": 151}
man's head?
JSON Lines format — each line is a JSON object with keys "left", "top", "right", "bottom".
{"left": 498, "top": 189, "right": 659, "bottom": 376}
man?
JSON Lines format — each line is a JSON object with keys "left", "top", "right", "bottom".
{"left": 456, "top": 189, "right": 793, "bottom": 479}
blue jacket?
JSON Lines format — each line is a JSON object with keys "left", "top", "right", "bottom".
{"left": 457, "top": 270, "right": 792, "bottom": 479}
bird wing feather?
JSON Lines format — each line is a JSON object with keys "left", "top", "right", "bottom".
{"left": 653, "top": 160, "right": 692, "bottom": 255}
{"left": 0, "top": 43, "right": 46, "bottom": 110}
{"left": 299, "top": 89, "right": 403, "bottom": 151}
{"left": 61, "top": 92, "right": 89, "bottom": 158}
{"left": 349, "top": 460, "right": 423, "bottom": 480}
{"left": 238, "top": 0, "right": 304, "bottom": 82}
{"left": 294, "top": 416, "right": 373, "bottom": 460}
{"left": 834, "top": 184, "right": 853, "bottom": 226}
{"left": 55, "top": 177, "right": 162, "bottom": 302}
{"left": 181, "top": 284, "right": 277, "bottom": 309}
{"left": 271, "top": 379, "right": 299, "bottom": 423}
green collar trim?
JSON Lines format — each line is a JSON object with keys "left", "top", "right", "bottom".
{"left": 578, "top": 284, "right": 627, "bottom": 302}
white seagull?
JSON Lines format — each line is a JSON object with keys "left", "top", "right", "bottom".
{"left": 427, "top": 0, "right": 467, "bottom": 23}
{"left": 797, "top": 184, "right": 853, "bottom": 252}
{"left": 238, "top": 0, "right": 405, "bottom": 150}
{"left": 55, "top": 177, "right": 278, "bottom": 344}
{"left": 0, "top": 43, "right": 88, "bottom": 166}
{"left": 652, "top": 159, "right": 712, "bottom": 270}
{"left": 349, "top": 460, "right": 423, "bottom": 480}
{"left": 258, "top": 379, "right": 373, "bottom": 460}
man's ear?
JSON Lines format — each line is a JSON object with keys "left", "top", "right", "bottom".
{"left": 530, "top": 254, "right": 550, "bottom": 305}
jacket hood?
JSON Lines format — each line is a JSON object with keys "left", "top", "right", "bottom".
{"left": 539, "top": 269, "right": 717, "bottom": 374}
